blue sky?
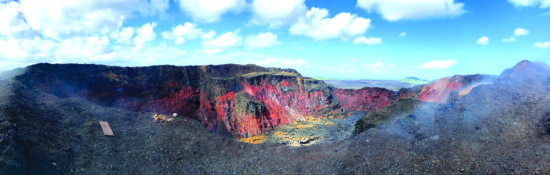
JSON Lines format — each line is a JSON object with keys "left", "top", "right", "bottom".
{"left": 0, "top": 0, "right": 549, "bottom": 80}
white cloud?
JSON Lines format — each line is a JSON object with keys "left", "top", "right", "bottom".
{"left": 419, "top": 59, "right": 457, "bottom": 69}
{"left": 477, "top": 36, "right": 489, "bottom": 45}
{"left": 175, "top": 0, "right": 246, "bottom": 23}
{"left": 0, "top": 22, "right": 194, "bottom": 71}
{"left": 351, "top": 59, "right": 357, "bottom": 63}
{"left": 507, "top": 0, "right": 550, "bottom": 8}
{"left": 250, "top": 0, "right": 307, "bottom": 27}
{"left": 0, "top": 2, "right": 35, "bottom": 39}
{"left": 356, "top": 0, "right": 466, "bottom": 21}
{"left": 289, "top": 7, "right": 371, "bottom": 41}
{"left": 534, "top": 41, "right": 550, "bottom": 48}
{"left": 399, "top": 32, "right": 406, "bottom": 37}
{"left": 245, "top": 32, "right": 281, "bottom": 49}
{"left": 161, "top": 22, "right": 210, "bottom": 45}
{"left": 352, "top": 36, "right": 382, "bottom": 45}
{"left": 202, "top": 31, "right": 242, "bottom": 54}
{"left": 55, "top": 36, "right": 111, "bottom": 62}
{"left": 151, "top": 0, "right": 170, "bottom": 14}
{"left": 16, "top": 0, "right": 166, "bottom": 39}
{"left": 134, "top": 23, "right": 157, "bottom": 50}
{"left": 501, "top": 28, "right": 528, "bottom": 42}
{"left": 110, "top": 27, "right": 135, "bottom": 46}
{"left": 502, "top": 36, "right": 517, "bottom": 42}
{"left": 201, "top": 31, "right": 216, "bottom": 40}
{"left": 514, "top": 28, "right": 530, "bottom": 36}
{"left": 0, "top": 37, "right": 58, "bottom": 61}
{"left": 362, "top": 62, "right": 394, "bottom": 72}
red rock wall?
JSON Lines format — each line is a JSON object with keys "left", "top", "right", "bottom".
{"left": 334, "top": 75, "right": 490, "bottom": 112}
{"left": 18, "top": 64, "right": 347, "bottom": 138}
{"left": 335, "top": 88, "right": 396, "bottom": 112}
{"left": 211, "top": 79, "right": 340, "bottom": 137}
{"left": 417, "top": 77, "right": 464, "bottom": 103}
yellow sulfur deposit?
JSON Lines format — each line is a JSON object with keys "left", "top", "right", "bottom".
{"left": 294, "top": 124, "right": 314, "bottom": 129}
{"left": 238, "top": 135, "right": 266, "bottom": 144}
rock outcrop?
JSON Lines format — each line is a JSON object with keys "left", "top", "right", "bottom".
{"left": 335, "top": 87, "right": 397, "bottom": 112}
{"left": 335, "top": 74, "right": 496, "bottom": 113}
{"left": 354, "top": 60, "right": 550, "bottom": 136}
{"left": 13, "top": 63, "right": 345, "bottom": 138}
{"left": 417, "top": 74, "right": 496, "bottom": 103}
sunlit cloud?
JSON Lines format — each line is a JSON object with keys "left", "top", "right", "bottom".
{"left": 514, "top": 28, "right": 529, "bottom": 36}
{"left": 356, "top": 0, "right": 466, "bottom": 21}
{"left": 289, "top": 7, "right": 371, "bottom": 40}
{"left": 362, "top": 62, "right": 394, "bottom": 72}
{"left": 419, "top": 59, "right": 458, "bottom": 69}
{"left": 477, "top": 36, "right": 489, "bottom": 45}
{"left": 352, "top": 36, "right": 382, "bottom": 45}
{"left": 502, "top": 36, "right": 516, "bottom": 42}
{"left": 534, "top": 41, "right": 550, "bottom": 48}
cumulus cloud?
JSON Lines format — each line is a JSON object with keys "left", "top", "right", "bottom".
{"left": 201, "top": 31, "right": 243, "bottom": 54}
{"left": 15, "top": 0, "right": 166, "bottom": 39}
{"left": 134, "top": 23, "right": 157, "bottom": 50}
{"left": 352, "top": 36, "right": 382, "bottom": 45}
{"left": 419, "top": 59, "right": 457, "bottom": 69}
{"left": 175, "top": 0, "right": 246, "bottom": 23}
{"left": 356, "top": 0, "right": 466, "bottom": 21}
{"left": 502, "top": 36, "right": 517, "bottom": 42}
{"left": 151, "top": 0, "right": 170, "bottom": 14}
{"left": 55, "top": 36, "right": 111, "bottom": 63}
{"left": 110, "top": 27, "right": 136, "bottom": 46}
{"left": 0, "top": 2, "right": 35, "bottom": 39}
{"left": 514, "top": 28, "right": 530, "bottom": 36}
{"left": 399, "top": 32, "right": 406, "bottom": 37}
{"left": 289, "top": 7, "right": 371, "bottom": 41}
{"left": 534, "top": 41, "right": 550, "bottom": 48}
{"left": 0, "top": 37, "right": 57, "bottom": 61}
{"left": 362, "top": 62, "right": 394, "bottom": 72}
{"left": 201, "top": 31, "right": 216, "bottom": 40}
{"left": 507, "top": 0, "right": 550, "bottom": 8}
{"left": 161, "top": 22, "right": 212, "bottom": 45}
{"left": 477, "top": 36, "right": 489, "bottom": 45}
{"left": 250, "top": 0, "right": 307, "bottom": 27}
{"left": 245, "top": 32, "right": 281, "bottom": 49}
{"left": 501, "top": 28, "right": 528, "bottom": 43}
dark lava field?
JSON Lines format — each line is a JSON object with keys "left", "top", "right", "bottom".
{"left": 1, "top": 60, "right": 550, "bottom": 174}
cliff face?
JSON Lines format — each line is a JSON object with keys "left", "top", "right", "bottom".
{"left": 335, "top": 87, "right": 397, "bottom": 112}
{"left": 14, "top": 63, "right": 344, "bottom": 138}
{"left": 417, "top": 74, "right": 496, "bottom": 103}
{"left": 334, "top": 74, "right": 496, "bottom": 113}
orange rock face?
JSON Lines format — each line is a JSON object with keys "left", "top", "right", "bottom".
{"left": 335, "top": 87, "right": 397, "bottom": 112}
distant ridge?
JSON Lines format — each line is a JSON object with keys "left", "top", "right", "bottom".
{"left": 399, "top": 77, "right": 427, "bottom": 85}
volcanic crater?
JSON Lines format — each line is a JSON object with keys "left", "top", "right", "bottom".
{"left": 1, "top": 60, "right": 550, "bottom": 174}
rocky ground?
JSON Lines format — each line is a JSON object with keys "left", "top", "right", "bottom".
{"left": 2, "top": 60, "right": 550, "bottom": 174}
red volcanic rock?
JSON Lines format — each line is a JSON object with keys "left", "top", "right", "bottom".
{"left": 334, "top": 74, "right": 496, "bottom": 113}
{"left": 417, "top": 77, "right": 463, "bottom": 103}
{"left": 16, "top": 63, "right": 345, "bottom": 138}
{"left": 417, "top": 74, "right": 496, "bottom": 103}
{"left": 335, "top": 88, "right": 397, "bottom": 112}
